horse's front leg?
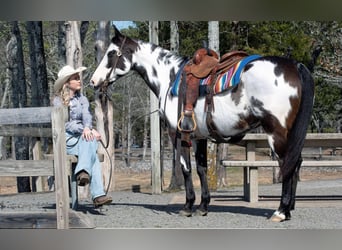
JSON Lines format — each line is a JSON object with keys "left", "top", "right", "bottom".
{"left": 194, "top": 139, "right": 210, "bottom": 216}
{"left": 178, "top": 135, "right": 195, "bottom": 217}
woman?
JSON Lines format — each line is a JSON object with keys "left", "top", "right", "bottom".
{"left": 53, "top": 65, "right": 112, "bottom": 207}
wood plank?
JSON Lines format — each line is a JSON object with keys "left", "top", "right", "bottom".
{"left": 237, "top": 133, "right": 342, "bottom": 148}
{"left": 0, "top": 126, "right": 52, "bottom": 137}
{"left": 242, "top": 133, "right": 342, "bottom": 141}
{"left": 44, "top": 153, "right": 104, "bottom": 162}
{"left": 0, "top": 211, "right": 95, "bottom": 229}
{"left": 222, "top": 160, "right": 342, "bottom": 167}
{"left": 0, "top": 160, "right": 54, "bottom": 176}
{"left": 44, "top": 154, "right": 78, "bottom": 163}
{"left": 0, "top": 107, "right": 52, "bottom": 125}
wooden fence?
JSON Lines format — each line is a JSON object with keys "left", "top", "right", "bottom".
{"left": 221, "top": 133, "right": 342, "bottom": 202}
{"left": 0, "top": 107, "right": 93, "bottom": 229}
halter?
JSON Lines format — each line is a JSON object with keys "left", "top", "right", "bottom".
{"left": 98, "top": 36, "right": 127, "bottom": 149}
{"left": 90, "top": 37, "right": 128, "bottom": 197}
{"left": 103, "top": 36, "right": 127, "bottom": 87}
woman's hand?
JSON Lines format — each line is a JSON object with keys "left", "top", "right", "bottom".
{"left": 82, "top": 127, "right": 102, "bottom": 141}
{"left": 82, "top": 127, "right": 94, "bottom": 141}
{"left": 90, "top": 129, "right": 102, "bottom": 141}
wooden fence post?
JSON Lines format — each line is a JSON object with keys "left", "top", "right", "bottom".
{"left": 149, "top": 21, "right": 162, "bottom": 194}
{"left": 51, "top": 107, "right": 69, "bottom": 229}
{"left": 245, "top": 142, "right": 258, "bottom": 202}
{"left": 207, "top": 141, "right": 217, "bottom": 191}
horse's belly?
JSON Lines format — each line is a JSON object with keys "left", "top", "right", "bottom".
{"left": 194, "top": 95, "right": 250, "bottom": 137}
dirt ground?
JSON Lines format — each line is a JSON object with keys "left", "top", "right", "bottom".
{"left": 1, "top": 165, "right": 341, "bottom": 195}
{"left": 1, "top": 145, "right": 341, "bottom": 195}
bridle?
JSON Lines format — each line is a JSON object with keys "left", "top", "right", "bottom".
{"left": 98, "top": 35, "right": 127, "bottom": 149}
{"left": 103, "top": 36, "right": 127, "bottom": 87}
{"left": 93, "top": 36, "right": 127, "bottom": 196}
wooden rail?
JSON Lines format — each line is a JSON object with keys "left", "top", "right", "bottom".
{"left": 0, "top": 107, "right": 93, "bottom": 229}
{"left": 221, "top": 133, "right": 342, "bottom": 203}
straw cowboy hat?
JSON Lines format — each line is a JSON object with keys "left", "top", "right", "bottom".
{"left": 54, "top": 65, "right": 87, "bottom": 93}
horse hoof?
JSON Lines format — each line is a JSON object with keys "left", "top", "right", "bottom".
{"left": 194, "top": 209, "right": 208, "bottom": 216}
{"left": 179, "top": 209, "right": 192, "bottom": 217}
{"left": 270, "top": 211, "right": 286, "bottom": 222}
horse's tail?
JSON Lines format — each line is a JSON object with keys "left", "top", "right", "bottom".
{"left": 281, "top": 63, "right": 315, "bottom": 180}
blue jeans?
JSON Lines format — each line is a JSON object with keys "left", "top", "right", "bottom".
{"left": 66, "top": 132, "right": 105, "bottom": 200}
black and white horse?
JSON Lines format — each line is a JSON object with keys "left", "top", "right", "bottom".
{"left": 91, "top": 26, "right": 314, "bottom": 222}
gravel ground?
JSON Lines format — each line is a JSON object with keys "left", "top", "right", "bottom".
{"left": 0, "top": 178, "right": 341, "bottom": 229}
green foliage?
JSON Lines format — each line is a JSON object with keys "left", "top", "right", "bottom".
{"left": 1, "top": 21, "right": 341, "bottom": 142}
{"left": 178, "top": 21, "right": 208, "bottom": 56}
{"left": 312, "top": 78, "right": 342, "bottom": 132}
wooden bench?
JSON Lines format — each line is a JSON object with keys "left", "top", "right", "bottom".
{"left": 0, "top": 106, "right": 94, "bottom": 229}
{"left": 221, "top": 133, "right": 342, "bottom": 203}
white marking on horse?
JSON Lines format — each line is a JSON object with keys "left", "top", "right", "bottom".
{"left": 242, "top": 60, "right": 299, "bottom": 128}
{"left": 180, "top": 155, "right": 190, "bottom": 172}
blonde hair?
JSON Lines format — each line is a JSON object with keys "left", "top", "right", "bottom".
{"left": 61, "top": 84, "right": 71, "bottom": 106}
{"left": 53, "top": 81, "right": 70, "bottom": 106}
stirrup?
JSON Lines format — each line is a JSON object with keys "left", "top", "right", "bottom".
{"left": 177, "top": 111, "right": 197, "bottom": 133}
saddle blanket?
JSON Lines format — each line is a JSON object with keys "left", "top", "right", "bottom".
{"left": 171, "top": 54, "right": 261, "bottom": 96}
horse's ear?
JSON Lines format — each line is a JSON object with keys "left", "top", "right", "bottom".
{"left": 112, "top": 25, "right": 122, "bottom": 38}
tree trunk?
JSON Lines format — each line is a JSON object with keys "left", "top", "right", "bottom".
{"left": 94, "top": 21, "right": 115, "bottom": 192}
{"left": 0, "top": 69, "right": 10, "bottom": 160}
{"left": 7, "top": 21, "right": 31, "bottom": 192}
{"left": 80, "top": 21, "right": 89, "bottom": 46}
{"left": 126, "top": 78, "right": 132, "bottom": 167}
{"left": 142, "top": 94, "right": 149, "bottom": 161}
{"left": 65, "top": 21, "right": 89, "bottom": 197}
{"left": 65, "top": 21, "right": 83, "bottom": 69}
{"left": 149, "top": 21, "right": 162, "bottom": 194}
{"left": 25, "top": 21, "right": 50, "bottom": 192}
{"left": 208, "top": 21, "right": 220, "bottom": 55}
{"left": 217, "top": 144, "right": 228, "bottom": 188}
{"left": 207, "top": 21, "right": 220, "bottom": 191}
{"left": 170, "top": 21, "right": 179, "bottom": 53}
{"left": 57, "top": 21, "right": 66, "bottom": 65}
{"left": 26, "top": 21, "right": 49, "bottom": 107}
{"left": 168, "top": 20, "right": 184, "bottom": 191}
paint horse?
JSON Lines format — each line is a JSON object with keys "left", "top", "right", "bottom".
{"left": 91, "top": 26, "right": 314, "bottom": 222}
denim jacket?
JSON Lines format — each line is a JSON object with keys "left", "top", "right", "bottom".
{"left": 53, "top": 92, "right": 93, "bottom": 135}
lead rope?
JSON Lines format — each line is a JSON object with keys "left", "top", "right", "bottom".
{"left": 99, "top": 138, "right": 113, "bottom": 195}
{"left": 101, "top": 107, "right": 160, "bottom": 195}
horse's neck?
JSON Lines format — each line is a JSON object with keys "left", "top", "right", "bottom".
{"left": 132, "top": 42, "right": 183, "bottom": 99}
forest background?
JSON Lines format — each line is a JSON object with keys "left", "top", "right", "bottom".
{"left": 0, "top": 21, "right": 341, "bottom": 192}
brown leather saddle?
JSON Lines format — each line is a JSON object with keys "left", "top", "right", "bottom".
{"left": 184, "top": 48, "right": 219, "bottom": 78}
{"left": 177, "top": 48, "right": 249, "bottom": 135}
{"left": 185, "top": 49, "right": 249, "bottom": 79}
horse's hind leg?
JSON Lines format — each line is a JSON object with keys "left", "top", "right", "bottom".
{"left": 271, "top": 155, "right": 302, "bottom": 222}
{"left": 193, "top": 139, "right": 210, "bottom": 216}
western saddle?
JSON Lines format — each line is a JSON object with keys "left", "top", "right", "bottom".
{"left": 178, "top": 47, "right": 248, "bottom": 133}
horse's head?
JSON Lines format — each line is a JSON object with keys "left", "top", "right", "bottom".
{"left": 91, "top": 26, "right": 135, "bottom": 88}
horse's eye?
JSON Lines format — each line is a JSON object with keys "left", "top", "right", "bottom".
{"left": 107, "top": 50, "right": 116, "bottom": 58}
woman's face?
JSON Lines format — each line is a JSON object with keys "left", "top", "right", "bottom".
{"left": 67, "top": 73, "right": 82, "bottom": 91}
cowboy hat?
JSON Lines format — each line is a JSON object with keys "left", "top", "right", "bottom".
{"left": 54, "top": 65, "right": 87, "bottom": 93}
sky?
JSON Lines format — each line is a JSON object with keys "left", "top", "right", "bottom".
{"left": 112, "top": 21, "right": 135, "bottom": 30}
